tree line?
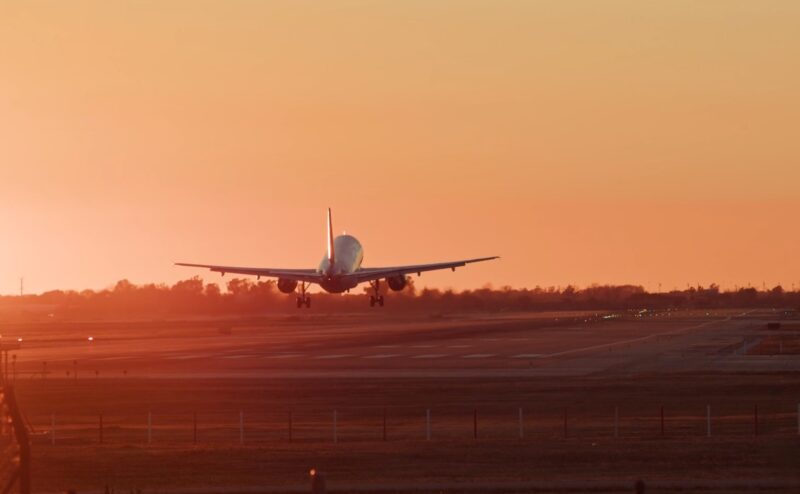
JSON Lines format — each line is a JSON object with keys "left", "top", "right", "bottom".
{"left": 0, "top": 277, "right": 798, "bottom": 319}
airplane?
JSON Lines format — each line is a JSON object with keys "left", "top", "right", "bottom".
{"left": 176, "top": 208, "right": 498, "bottom": 308}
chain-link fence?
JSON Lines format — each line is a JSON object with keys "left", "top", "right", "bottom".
{"left": 25, "top": 401, "right": 800, "bottom": 447}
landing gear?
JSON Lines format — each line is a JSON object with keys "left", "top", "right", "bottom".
{"left": 296, "top": 282, "right": 311, "bottom": 309}
{"left": 369, "top": 280, "right": 385, "bottom": 308}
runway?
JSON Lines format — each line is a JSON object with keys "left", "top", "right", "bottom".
{"left": 7, "top": 309, "right": 798, "bottom": 379}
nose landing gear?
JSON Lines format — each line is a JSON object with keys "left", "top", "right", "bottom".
{"left": 369, "top": 280, "right": 385, "bottom": 307}
{"left": 296, "top": 282, "right": 311, "bottom": 309}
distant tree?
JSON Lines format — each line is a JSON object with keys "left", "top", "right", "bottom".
{"left": 170, "top": 277, "right": 205, "bottom": 311}
{"left": 39, "top": 290, "right": 66, "bottom": 304}
{"left": 114, "top": 279, "right": 136, "bottom": 293}
{"left": 251, "top": 281, "right": 278, "bottom": 307}
{"left": 205, "top": 283, "right": 222, "bottom": 298}
{"left": 226, "top": 278, "right": 252, "bottom": 296}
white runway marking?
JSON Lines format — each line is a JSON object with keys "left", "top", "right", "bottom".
{"left": 363, "top": 354, "right": 403, "bottom": 359}
{"left": 412, "top": 354, "right": 449, "bottom": 359}
{"left": 315, "top": 354, "right": 355, "bottom": 359}
{"left": 539, "top": 318, "right": 733, "bottom": 358}
{"left": 509, "top": 318, "right": 736, "bottom": 361}
{"left": 462, "top": 353, "right": 496, "bottom": 359}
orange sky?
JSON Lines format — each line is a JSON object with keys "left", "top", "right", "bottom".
{"left": 1, "top": 1, "right": 799, "bottom": 295}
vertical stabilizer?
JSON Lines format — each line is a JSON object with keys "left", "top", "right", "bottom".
{"left": 326, "top": 208, "right": 335, "bottom": 269}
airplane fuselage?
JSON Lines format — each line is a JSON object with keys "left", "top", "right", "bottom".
{"left": 317, "top": 234, "right": 364, "bottom": 293}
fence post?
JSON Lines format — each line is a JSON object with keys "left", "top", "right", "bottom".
{"left": 147, "top": 411, "right": 152, "bottom": 444}
{"left": 706, "top": 405, "right": 711, "bottom": 437}
{"left": 239, "top": 411, "right": 244, "bottom": 445}
{"left": 754, "top": 404, "right": 758, "bottom": 436}
{"left": 518, "top": 407, "right": 524, "bottom": 439}
{"left": 426, "top": 409, "right": 431, "bottom": 441}
{"left": 382, "top": 408, "right": 387, "bottom": 442}
{"left": 333, "top": 410, "right": 337, "bottom": 444}
{"left": 614, "top": 406, "right": 619, "bottom": 438}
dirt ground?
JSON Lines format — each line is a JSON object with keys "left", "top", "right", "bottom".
{"left": 4, "top": 310, "right": 800, "bottom": 492}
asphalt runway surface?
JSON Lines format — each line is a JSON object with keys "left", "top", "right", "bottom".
{"left": 6, "top": 309, "right": 798, "bottom": 379}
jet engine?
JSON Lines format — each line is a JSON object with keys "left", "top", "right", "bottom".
{"left": 277, "top": 278, "right": 298, "bottom": 294}
{"left": 386, "top": 275, "right": 407, "bottom": 291}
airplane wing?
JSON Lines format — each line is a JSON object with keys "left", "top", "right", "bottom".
{"left": 352, "top": 256, "right": 499, "bottom": 283}
{"left": 175, "top": 263, "right": 322, "bottom": 283}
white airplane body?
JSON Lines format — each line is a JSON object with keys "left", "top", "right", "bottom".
{"left": 177, "top": 209, "right": 497, "bottom": 307}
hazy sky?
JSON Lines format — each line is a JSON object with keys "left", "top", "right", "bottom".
{"left": 1, "top": 1, "right": 799, "bottom": 295}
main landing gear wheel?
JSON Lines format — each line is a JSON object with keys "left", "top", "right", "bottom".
{"left": 296, "top": 282, "right": 311, "bottom": 309}
{"left": 369, "top": 280, "right": 385, "bottom": 307}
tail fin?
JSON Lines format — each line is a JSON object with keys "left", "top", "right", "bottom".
{"left": 326, "top": 208, "right": 335, "bottom": 267}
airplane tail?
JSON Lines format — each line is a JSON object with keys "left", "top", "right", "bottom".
{"left": 326, "top": 208, "right": 335, "bottom": 271}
